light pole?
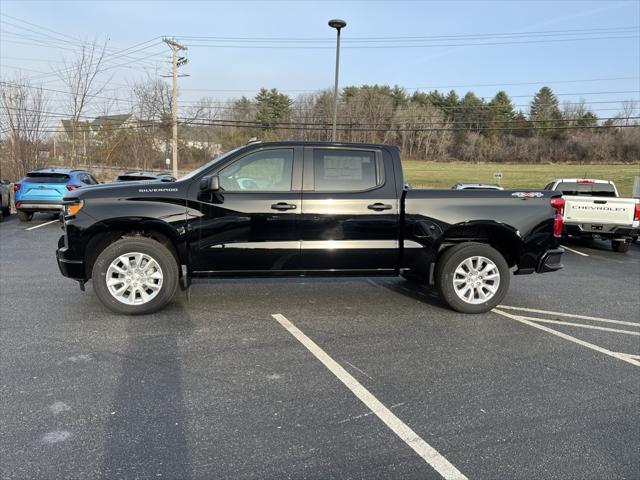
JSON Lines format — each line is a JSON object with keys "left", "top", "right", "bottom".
{"left": 328, "top": 18, "right": 346, "bottom": 142}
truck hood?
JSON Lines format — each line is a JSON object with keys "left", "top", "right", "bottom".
{"left": 63, "top": 180, "right": 184, "bottom": 201}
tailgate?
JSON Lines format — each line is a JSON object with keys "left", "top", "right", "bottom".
{"left": 20, "top": 172, "right": 70, "bottom": 202}
{"left": 22, "top": 183, "right": 67, "bottom": 201}
{"left": 564, "top": 196, "right": 635, "bottom": 225}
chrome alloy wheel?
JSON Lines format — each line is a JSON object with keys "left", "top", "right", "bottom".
{"left": 452, "top": 255, "right": 500, "bottom": 305}
{"left": 105, "top": 252, "right": 164, "bottom": 305}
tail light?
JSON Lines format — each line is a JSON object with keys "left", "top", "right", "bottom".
{"left": 16, "top": 201, "right": 22, "bottom": 208}
{"left": 577, "top": 179, "right": 594, "bottom": 184}
{"left": 66, "top": 185, "right": 81, "bottom": 191}
{"left": 14, "top": 183, "right": 20, "bottom": 192}
{"left": 553, "top": 213, "right": 564, "bottom": 237}
{"left": 634, "top": 203, "right": 640, "bottom": 222}
{"left": 551, "top": 197, "right": 565, "bottom": 215}
{"left": 551, "top": 196, "right": 565, "bottom": 238}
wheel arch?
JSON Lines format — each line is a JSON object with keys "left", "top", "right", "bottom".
{"left": 83, "top": 218, "right": 188, "bottom": 280}
{"left": 437, "top": 220, "right": 523, "bottom": 268}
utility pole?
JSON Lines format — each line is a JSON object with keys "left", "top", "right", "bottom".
{"left": 162, "top": 37, "right": 188, "bottom": 178}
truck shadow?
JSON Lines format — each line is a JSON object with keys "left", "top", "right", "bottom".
{"left": 369, "top": 278, "right": 451, "bottom": 311}
{"left": 562, "top": 236, "right": 618, "bottom": 253}
{"left": 101, "top": 304, "right": 193, "bottom": 480}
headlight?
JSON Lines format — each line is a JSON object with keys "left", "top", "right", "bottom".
{"left": 64, "top": 200, "right": 84, "bottom": 217}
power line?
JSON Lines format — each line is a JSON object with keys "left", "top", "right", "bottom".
{"left": 182, "top": 35, "right": 639, "bottom": 49}
{"left": 176, "top": 26, "right": 638, "bottom": 42}
{"left": 9, "top": 105, "right": 637, "bottom": 126}
{"left": 0, "top": 14, "right": 164, "bottom": 67}
{"left": 177, "top": 76, "right": 640, "bottom": 93}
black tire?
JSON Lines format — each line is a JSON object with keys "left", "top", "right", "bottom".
{"left": 1, "top": 207, "right": 9, "bottom": 217}
{"left": 17, "top": 211, "right": 33, "bottom": 222}
{"left": 611, "top": 239, "right": 630, "bottom": 253}
{"left": 435, "top": 242, "right": 510, "bottom": 314}
{"left": 91, "top": 237, "right": 179, "bottom": 315}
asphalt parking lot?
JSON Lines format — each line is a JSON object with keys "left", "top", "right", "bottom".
{"left": 1, "top": 213, "right": 639, "bottom": 480}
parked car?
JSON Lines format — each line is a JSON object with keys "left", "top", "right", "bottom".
{"left": 452, "top": 183, "right": 504, "bottom": 191}
{"left": 57, "top": 141, "right": 564, "bottom": 315}
{"left": 0, "top": 180, "right": 11, "bottom": 222}
{"left": 116, "top": 171, "right": 176, "bottom": 183}
{"left": 544, "top": 179, "right": 640, "bottom": 252}
{"left": 14, "top": 168, "right": 99, "bottom": 222}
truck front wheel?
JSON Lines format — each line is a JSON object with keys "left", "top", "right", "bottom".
{"left": 92, "top": 237, "right": 179, "bottom": 315}
{"left": 435, "top": 243, "right": 510, "bottom": 314}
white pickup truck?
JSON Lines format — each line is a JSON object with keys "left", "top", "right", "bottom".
{"left": 544, "top": 179, "right": 640, "bottom": 252}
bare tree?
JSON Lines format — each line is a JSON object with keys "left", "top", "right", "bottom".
{"left": 0, "top": 78, "right": 50, "bottom": 179}
{"left": 56, "top": 38, "right": 109, "bottom": 164}
{"left": 621, "top": 100, "right": 638, "bottom": 126}
{"left": 562, "top": 99, "right": 587, "bottom": 125}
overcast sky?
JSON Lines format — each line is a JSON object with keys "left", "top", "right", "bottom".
{"left": 1, "top": 0, "right": 638, "bottom": 117}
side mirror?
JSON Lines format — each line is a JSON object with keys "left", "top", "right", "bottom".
{"left": 200, "top": 175, "right": 220, "bottom": 192}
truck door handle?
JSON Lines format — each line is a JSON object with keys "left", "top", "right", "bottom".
{"left": 271, "top": 202, "right": 297, "bottom": 211}
{"left": 367, "top": 203, "right": 392, "bottom": 211}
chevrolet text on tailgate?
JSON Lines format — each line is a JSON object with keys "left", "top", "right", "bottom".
{"left": 56, "top": 141, "right": 564, "bottom": 315}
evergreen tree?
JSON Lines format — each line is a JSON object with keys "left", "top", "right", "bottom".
{"left": 459, "top": 92, "right": 487, "bottom": 131}
{"left": 577, "top": 111, "right": 598, "bottom": 127}
{"left": 530, "top": 86, "right": 562, "bottom": 134}
{"left": 488, "top": 90, "right": 514, "bottom": 134}
{"left": 255, "top": 88, "right": 292, "bottom": 129}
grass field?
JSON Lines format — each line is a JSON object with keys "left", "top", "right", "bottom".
{"left": 403, "top": 161, "right": 640, "bottom": 197}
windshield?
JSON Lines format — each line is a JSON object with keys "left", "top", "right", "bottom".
{"left": 178, "top": 147, "right": 244, "bottom": 182}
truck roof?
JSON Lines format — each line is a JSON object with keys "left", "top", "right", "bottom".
{"left": 240, "top": 140, "right": 398, "bottom": 150}
{"left": 30, "top": 167, "right": 88, "bottom": 174}
{"left": 549, "top": 178, "right": 614, "bottom": 185}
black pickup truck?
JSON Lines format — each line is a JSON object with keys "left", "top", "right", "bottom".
{"left": 56, "top": 141, "right": 564, "bottom": 315}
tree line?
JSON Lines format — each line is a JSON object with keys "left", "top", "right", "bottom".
{"left": 1, "top": 66, "right": 639, "bottom": 181}
{"left": 216, "top": 84, "right": 639, "bottom": 165}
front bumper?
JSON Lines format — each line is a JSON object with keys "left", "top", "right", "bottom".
{"left": 536, "top": 248, "right": 564, "bottom": 273}
{"left": 56, "top": 235, "right": 85, "bottom": 280}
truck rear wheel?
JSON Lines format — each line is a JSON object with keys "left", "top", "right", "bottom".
{"left": 611, "top": 238, "right": 630, "bottom": 253}
{"left": 92, "top": 237, "right": 179, "bottom": 315}
{"left": 435, "top": 243, "right": 510, "bottom": 314}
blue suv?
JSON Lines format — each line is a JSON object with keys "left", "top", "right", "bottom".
{"left": 14, "top": 168, "right": 99, "bottom": 222}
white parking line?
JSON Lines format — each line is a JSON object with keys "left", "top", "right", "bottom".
{"left": 271, "top": 313, "right": 468, "bottom": 480}
{"left": 498, "top": 305, "right": 639, "bottom": 327}
{"left": 516, "top": 315, "right": 640, "bottom": 336}
{"left": 562, "top": 245, "right": 589, "bottom": 257}
{"left": 25, "top": 219, "right": 58, "bottom": 231}
{"left": 493, "top": 308, "right": 640, "bottom": 367}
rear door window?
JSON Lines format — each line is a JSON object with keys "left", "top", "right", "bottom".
{"left": 312, "top": 149, "right": 383, "bottom": 192}
{"left": 591, "top": 184, "right": 617, "bottom": 197}
{"left": 557, "top": 182, "right": 616, "bottom": 197}
{"left": 24, "top": 173, "right": 70, "bottom": 183}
